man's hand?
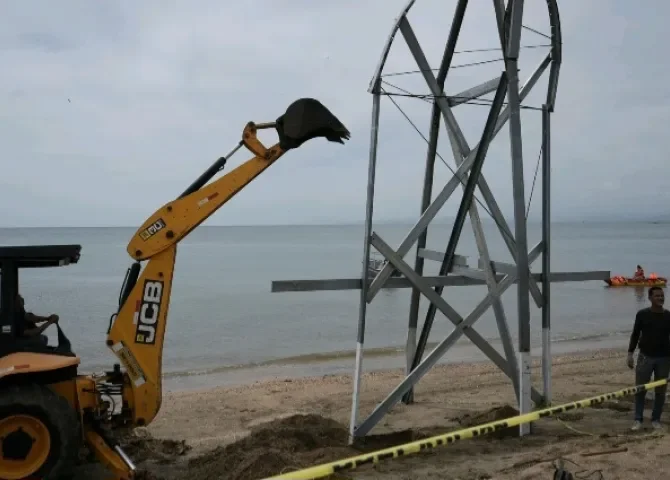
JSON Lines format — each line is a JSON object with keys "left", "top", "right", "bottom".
{"left": 627, "top": 352, "right": 635, "bottom": 369}
{"left": 48, "top": 314, "right": 59, "bottom": 324}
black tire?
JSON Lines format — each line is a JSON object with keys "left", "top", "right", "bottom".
{"left": 0, "top": 383, "right": 81, "bottom": 480}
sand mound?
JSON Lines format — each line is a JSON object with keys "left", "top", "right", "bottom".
{"left": 120, "top": 427, "right": 191, "bottom": 464}
{"left": 177, "top": 413, "right": 442, "bottom": 480}
{"left": 180, "top": 414, "right": 356, "bottom": 480}
{"left": 133, "top": 470, "right": 168, "bottom": 480}
{"left": 455, "top": 404, "right": 521, "bottom": 438}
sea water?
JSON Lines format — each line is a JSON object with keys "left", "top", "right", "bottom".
{"left": 1, "top": 220, "right": 666, "bottom": 391}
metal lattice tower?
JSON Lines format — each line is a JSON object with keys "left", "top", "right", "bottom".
{"left": 272, "top": 0, "right": 610, "bottom": 439}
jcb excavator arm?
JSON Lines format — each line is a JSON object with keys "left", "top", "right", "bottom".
{"left": 128, "top": 122, "right": 283, "bottom": 263}
{"left": 96, "top": 98, "right": 349, "bottom": 478}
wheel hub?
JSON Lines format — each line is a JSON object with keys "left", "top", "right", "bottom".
{"left": 2, "top": 427, "right": 34, "bottom": 460}
{"left": 0, "top": 415, "right": 51, "bottom": 480}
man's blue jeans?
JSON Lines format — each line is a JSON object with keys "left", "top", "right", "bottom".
{"left": 634, "top": 353, "right": 670, "bottom": 422}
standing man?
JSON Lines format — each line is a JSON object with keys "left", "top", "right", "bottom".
{"left": 627, "top": 286, "right": 670, "bottom": 430}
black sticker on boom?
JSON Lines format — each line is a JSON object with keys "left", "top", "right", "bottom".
{"left": 134, "top": 279, "right": 163, "bottom": 345}
{"left": 139, "top": 218, "right": 166, "bottom": 241}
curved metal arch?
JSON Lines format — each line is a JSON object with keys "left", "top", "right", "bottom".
{"left": 545, "top": 0, "right": 562, "bottom": 109}
{"left": 368, "top": 0, "right": 563, "bottom": 105}
{"left": 367, "top": 0, "right": 416, "bottom": 93}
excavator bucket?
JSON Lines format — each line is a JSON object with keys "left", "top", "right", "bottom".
{"left": 275, "top": 98, "right": 350, "bottom": 151}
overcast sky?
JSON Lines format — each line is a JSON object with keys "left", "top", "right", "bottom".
{"left": 1, "top": 1, "right": 667, "bottom": 227}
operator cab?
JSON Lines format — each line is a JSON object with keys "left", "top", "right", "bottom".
{"left": 0, "top": 244, "right": 81, "bottom": 358}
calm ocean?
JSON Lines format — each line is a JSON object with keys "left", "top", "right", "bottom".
{"left": 1, "top": 221, "right": 666, "bottom": 391}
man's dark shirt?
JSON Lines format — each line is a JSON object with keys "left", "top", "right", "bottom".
{"left": 628, "top": 307, "right": 670, "bottom": 357}
{"left": 14, "top": 306, "right": 37, "bottom": 337}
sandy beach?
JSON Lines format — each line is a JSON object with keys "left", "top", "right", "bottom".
{"left": 77, "top": 347, "right": 670, "bottom": 480}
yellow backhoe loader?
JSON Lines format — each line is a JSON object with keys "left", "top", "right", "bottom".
{"left": 0, "top": 98, "right": 349, "bottom": 480}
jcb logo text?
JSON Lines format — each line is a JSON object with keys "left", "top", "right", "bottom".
{"left": 135, "top": 280, "right": 163, "bottom": 345}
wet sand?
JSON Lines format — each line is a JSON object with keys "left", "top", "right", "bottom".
{"left": 161, "top": 335, "right": 630, "bottom": 392}
{"left": 78, "top": 347, "right": 670, "bottom": 480}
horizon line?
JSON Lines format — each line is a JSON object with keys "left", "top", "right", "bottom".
{"left": 0, "top": 218, "right": 666, "bottom": 229}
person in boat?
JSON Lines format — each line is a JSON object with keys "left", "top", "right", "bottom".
{"left": 627, "top": 286, "right": 670, "bottom": 431}
{"left": 634, "top": 265, "right": 645, "bottom": 279}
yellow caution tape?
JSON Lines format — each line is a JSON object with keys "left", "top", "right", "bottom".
{"left": 262, "top": 378, "right": 667, "bottom": 480}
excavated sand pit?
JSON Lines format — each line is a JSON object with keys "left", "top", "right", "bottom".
{"left": 161, "top": 413, "right": 433, "bottom": 480}
{"left": 179, "top": 414, "right": 354, "bottom": 480}
{"left": 127, "top": 409, "right": 530, "bottom": 479}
